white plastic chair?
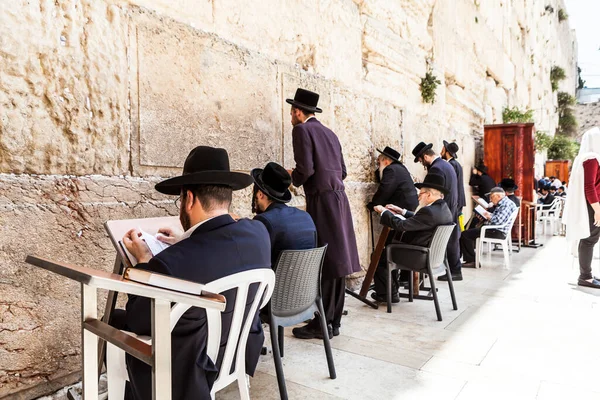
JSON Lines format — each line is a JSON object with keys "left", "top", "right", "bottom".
{"left": 537, "top": 199, "right": 563, "bottom": 235}
{"left": 106, "top": 269, "right": 275, "bottom": 400}
{"left": 475, "top": 208, "right": 519, "bottom": 268}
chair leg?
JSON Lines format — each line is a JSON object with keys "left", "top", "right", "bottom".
{"left": 316, "top": 299, "right": 337, "bottom": 379}
{"left": 475, "top": 238, "right": 481, "bottom": 268}
{"left": 269, "top": 315, "right": 288, "bottom": 400}
{"left": 446, "top": 264, "right": 458, "bottom": 311}
{"left": 278, "top": 326, "right": 284, "bottom": 358}
{"left": 408, "top": 271, "right": 414, "bottom": 302}
{"left": 428, "top": 269, "right": 443, "bottom": 321}
{"left": 238, "top": 373, "right": 251, "bottom": 400}
{"left": 387, "top": 263, "right": 392, "bottom": 313}
{"left": 502, "top": 242, "right": 509, "bottom": 266}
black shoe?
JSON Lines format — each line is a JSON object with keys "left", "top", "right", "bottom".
{"left": 332, "top": 326, "right": 340, "bottom": 337}
{"left": 292, "top": 323, "right": 333, "bottom": 340}
{"left": 578, "top": 278, "right": 600, "bottom": 289}
{"left": 438, "top": 272, "right": 463, "bottom": 281}
{"left": 370, "top": 292, "right": 400, "bottom": 303}
{"left": 462, "top": 261, "right": 476, "bottom": 268}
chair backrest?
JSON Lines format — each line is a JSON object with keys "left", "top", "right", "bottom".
{"left": 428, "top": 224, "right": 456, "bottom": 270}
{"left": 168, "top": 269, "right": 275, "bottom": 393}
{"left": 271, "top": 246, "right": 328, "bottom": 318}
{"left": 507, "top": 207, "right": 520, "bottom": 227}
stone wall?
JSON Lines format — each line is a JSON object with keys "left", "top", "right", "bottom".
{"left": 0, "top": 0, "right": 577, "bottom": 397}
{"left": 575, "top": 101, "right": 600, "bottom": 136}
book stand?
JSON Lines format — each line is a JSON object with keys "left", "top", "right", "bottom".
{"left": 24, "top": 255, "right": 225, "bottom": 400}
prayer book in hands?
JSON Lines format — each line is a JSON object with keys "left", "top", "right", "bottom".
{"left": 119, "top": 228, "right": 170, "bottom": 267}
{"left": 474, "top": 205, "right": 489, "bottom": 219}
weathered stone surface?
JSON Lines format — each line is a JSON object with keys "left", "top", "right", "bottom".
{"left": 575, "top": 102, "right": 600, "bottom": 136}
{"left": 0, "top": 0, "right": 129, "bottom": 175}
{"left": 132, "top": 9, "right": 282, "bottom": 174}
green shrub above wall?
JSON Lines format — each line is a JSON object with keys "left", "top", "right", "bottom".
{"left": 502, "top": 106, "right": 534, "bottom": 123}
{"left": 558, "top": 8, "right": 568, "bottom": 22}
{"left": 550, "top": 66, "right": 566, "bottom": 91}
{"left": 420, "top": 72, "right": 441, "bottom": 104}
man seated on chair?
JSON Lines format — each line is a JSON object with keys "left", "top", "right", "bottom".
{"left": 116, "top": 146, "right": 271, "bottom": 400}
{"left": 252, "top": 162, "right": 317, "bottom": 269}
{"left": 557, "top": 186, "right": 567, "bottom": 197}
{"left": 460, "top": 187, "right": 517, "bottom": 268}
{"left": 371, "top": 174, "right": 453, "bottom": 303}
{"left": 537, "top": 184, "right": 556, "bottom": 209}
{"left": 499, "top": 178, "right": 521, "bottom": 207}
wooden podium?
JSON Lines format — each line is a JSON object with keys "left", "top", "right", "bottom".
{"left": 545, "top": 160, "right": 571, "bottom": 183}
{"left": 484, "top": 123, "right": 538, "bottom": 246}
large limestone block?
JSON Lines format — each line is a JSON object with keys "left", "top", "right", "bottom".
{"left": 0, "top": 0, "right": 129, "bottom": 175}
{"left": 115, "top": 0, "right": 213, "bottom": 30}
{"left": 212, "top": 0, "right": 362, "bottom": 85}
{"left": 129, "top": 9, "right": 281, "bottom": 176}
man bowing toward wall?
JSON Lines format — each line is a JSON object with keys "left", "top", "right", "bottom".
{"left": 287, "top": 88, "right": 361, "bottom": 339}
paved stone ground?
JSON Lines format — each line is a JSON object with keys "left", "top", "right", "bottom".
{"left": 40, "top": 230, "right": 600, "bottom": 399}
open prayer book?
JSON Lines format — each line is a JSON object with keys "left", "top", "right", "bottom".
{"left": 476, "top": 198, "right": 490, "bottom": 208}
{"left": 474, "top": 205, "right": 489, "bottom": 218}
{"left": 120, "top": 228, "right": 171, "bottom": 267}
{"left": 123, "top": 267, "right": 205, "bottom": 295}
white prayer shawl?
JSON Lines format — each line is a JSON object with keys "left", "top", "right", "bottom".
{"left": 563, "top": 127, "right": 600, "bottom": 254}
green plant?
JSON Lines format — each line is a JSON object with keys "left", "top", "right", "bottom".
{"left": 547, "top": 134, "right": 579, "bottom": 160}
{"left": 535, "top": 131, "right": 553, "bottom": 152}
{"left": 420, "top": 72, "right": 441, "bottom": 104}
{"left": 502, "top": 106, "right": 534, "bottom": 123}
{"left": 557, "top": 92, "right": 576, "bottom": 110}
{"left": 558, "top": 8, "right": 568, "bottom": 22}
{"left": 578, "top": 66, "right": 586, "bottom": 89}
{"left": 550, "top": 66, "right": 566, "bottom": 91}
{"left": 558, "top": 110, "right": 578, "bottom": 136}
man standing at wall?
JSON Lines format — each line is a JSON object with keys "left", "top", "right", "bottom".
{"left": 286, "top": 88, "right": 361, "bottom": 339}
{"left": 412, "top": 142, "right": 462, "bottom": 281}
{"left": 441, "top": 140, "right": 466, "bottom": 224}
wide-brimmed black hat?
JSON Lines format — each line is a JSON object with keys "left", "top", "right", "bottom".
{"left": 251, "top": 162, "right": 292, "bottom": 203}
{"left": 443, "top": 140, "right": 459, "bottom": 159}
{"left": 155, "top": 146, "right": 253, "bottom": 195}
{"left": 412, "top": 142, "right": 434, "bottom": 163}
{"left": 415, "top": 173, "right": 449, "bottom": 194}
{"left": 475, "top": 163, "right": 488, "bottom": 174}
{"left": 377, "top": 146, "right": 401, "bottom": 162}
{"left": 499, "top": 178, "right": 518, "bottom": 191}
{"left": 286, "top": 88, "right": 323, "bottom": 113}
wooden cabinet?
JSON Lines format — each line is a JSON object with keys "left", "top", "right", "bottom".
{"left": 484, "top": 123, "right": 536, "bottom": 245}
{"left": 545, "top": 160, "right": 570, "bottom": 184}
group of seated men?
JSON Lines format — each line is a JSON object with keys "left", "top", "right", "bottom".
{"left": 368, "top": 142, "right": 520, "bottom": 301}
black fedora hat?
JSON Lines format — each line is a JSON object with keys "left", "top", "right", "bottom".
{"left": 475, "top": 163, "right": 488, "bottom": 174}
{"left": 286, "top": 88, "right": 323, "bottom": 113}
{"left": 251, "top": 162, "right": 292, "bottom": 203}
{"left": 499, "top": 178, "right": 518, "bottom": 191}
{"left": 155, "top": 146, "right": 253, "bottom": 195}
{"left": 377, "top": 146, "right": 401, "bottom": 162}
{"left": 443, "top": 140, "right": 459, "bottom": 159}
{"left": 415, "top": 173, "right": 449, "bottom": 194}
{"left": 412, "top": 142, "right": 434, "bottom": 163}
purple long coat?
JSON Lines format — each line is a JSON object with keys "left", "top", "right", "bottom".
{"left": 291, "top": 118, "right": 362, "bottom": 280}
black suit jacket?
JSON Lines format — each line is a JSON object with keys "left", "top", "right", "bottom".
{"left": 380, "top": 199, "right": 454, "bottom": 247}
{"left": 123, "top": 215, "right": 271, "bottom": 400}
{"left": 469, "top": 173, "right": 496, "bottom": 201}
{"left": 428, "top": 158, "right": 458, "bottom": 216}
{"left": 448, "top": 158, "right": 466, "bottom": 209}
{"left": 367, "top": 162, "right": 418, "bottom": 212}
{"left": 539, "top": 193, "right": 556, "bottom": 209}
{"left": 254, "top": 202, "right": 317, "bottom": 268}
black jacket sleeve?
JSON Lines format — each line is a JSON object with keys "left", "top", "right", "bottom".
{"left": 380, "top": 208, "right": 437, "bottom": 233}
{"left": 367, "top": 167, "right": 397, "bottom": 211}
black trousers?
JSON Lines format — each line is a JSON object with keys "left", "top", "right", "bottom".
{"left": 460, "top": 227, "right": 506, "bottom": 263}
{"left": 579, "top": 203, "right": 600, "bottom": 280}
{"left": 308, "top": 277, "right": 346, "bottom": 329}
{"left": 447, "top": 219, "right": 462, "bottom": 274}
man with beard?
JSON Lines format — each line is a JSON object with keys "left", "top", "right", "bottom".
{"left": 441, "top": 140, "right": 466, "bottom": 213}
{"left": 251, "top": 161, "right": 317, "bottom": 269}
{"left": 371, "top": 174, "right": 453, "bottom": 301}
{"left": 469, "top": 163, "right": 496, "bottom": 201}
{"left": 412, "top": 142, "right": 462, "bottom": 281}
{"left": 117, "top": 146, "right": 271, "bottom": 400}
{"left": 286, "top": 88, "right": 361, "bottom": 339}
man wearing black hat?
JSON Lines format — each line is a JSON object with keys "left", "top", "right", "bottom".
{"left": 252, "top": 162, "right": 317, "bottom": 269}
{"left": 412, "top": 142, "right": 462, "bottom": 281}
{"left": 118, "top": 146, "right": 271, "bottom": 400}
{"left": 441, "top": 141, "right": 466, "bottom": 212}
{"left": 469, "top": 163, "right": 496, "bottom": 201}
{"left": 538, "top": 184, "right": 556, "bottom": 209}
{"left": 367, "top": 146, "right": 418, "bottom": 212}
{"left": 499, "top": 178, "right": 521, "bottom": 207}
{"left": 372, "top": 174, "right": 453, "bottom": 301}
{"left": 286, "top": 88, "right": 361, "bottom": 339}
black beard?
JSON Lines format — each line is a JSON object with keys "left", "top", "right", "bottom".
{"left": 180, "top": 209, "right": 191, "bottom": 231}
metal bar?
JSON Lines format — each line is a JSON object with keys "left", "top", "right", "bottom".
{"left": 359, "top": 227, "right": 391, "bottom": 297}
{"left": 81, "top": 284, "right": 98, "bottom": 400}
{"left": 98, "top": 256, "right": 125, "bottom": 377}
{"left": 152, "top": 298, "right": 172, "bottom": 400}
{"left": 84, "top": 319, "right": 153, "bottom": 366}
{"left": 345, "top": 288, "right": 379, "bottom": 309}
